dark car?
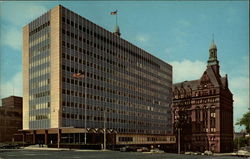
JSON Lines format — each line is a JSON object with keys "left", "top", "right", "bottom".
{"left": 1, "top": 144, "right": 20, "bottom": 149}
{"left": 120, "top": 146, "right": 138, "bottom": 152}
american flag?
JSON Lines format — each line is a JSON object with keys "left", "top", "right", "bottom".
{"left": 110, "top": 10, "right": 118, "bottom": 15}
{"left": 72, "top": 70, "right": 84, "bottom": 78}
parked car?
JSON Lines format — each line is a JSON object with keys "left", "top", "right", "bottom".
{"left": 1, "top": 144, "right": 20, "bottom": 149}
{"left": 137, "top": 147, "right": 149, "bottom": 152}
{"left": 149, "top": 148, "right": 164, "bottom": 153}
{"left": 204, "top": 150, "right": 213, "bottom": 156}
{"left": 184, "top": 151, "right": 192, "bottom": 155}
{"left": 120, "top": 146, "right": 137, "bottom": 152}
{"left": 193, "top": 151, "right": 202, "bottom": 155}
{"left": 237, "top": 150, "right": 250, "bottom": 157}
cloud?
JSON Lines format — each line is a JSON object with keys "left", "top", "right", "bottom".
{"left": 169, "top": 59, "right": 206, "bottom": 83}
{"left": 229, "top": 76, "right": 249, "bottom": 126}
{"left": 0, "top": 3, "right": 48, "bottom": 51}
{"left": 0, "top": 25, "right": 22, "bottom": 50}
{"left": 230, "top": 76, "right": 249, "bottom": 90}
{"left": 0, "top": 71, "right": 23, "bottom": 100}
{"left": 135, "top": 34, "right": 149, "bottom": 43}
{"left": 0, "top": 3, "right": 48, "bottom": 27}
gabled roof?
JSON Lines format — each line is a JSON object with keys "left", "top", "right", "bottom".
{"left": 174, "top": 66, "right": 228, "bottom": 91}
{"left": 174, "top": 79, "right": 199, "bottom": 90}
{"left": 205, "top": 66, "right": 221, "bottom": 87}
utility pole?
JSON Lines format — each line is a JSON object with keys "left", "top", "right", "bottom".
{"left": 73, "top": 71, "right": 86, "bottom": 144}
{"left": 103, "top": 109, "right": 106, "bottom": 150}
{"left": 178, "top": 128, "right": 181, "bottom": 154}
{"left": 84, "top": 78, "right": 87, "bottom": 144}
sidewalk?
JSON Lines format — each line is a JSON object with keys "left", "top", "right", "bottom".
{"left": 22, "top": 145, "right": 110, "bottom": 152}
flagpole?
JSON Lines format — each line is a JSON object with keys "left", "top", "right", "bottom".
{"left": 116, "top": 10, "right": 118, "bottom": 26}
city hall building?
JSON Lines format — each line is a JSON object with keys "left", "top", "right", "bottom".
{"left": 172, "top": 41, "right": 233, "bottom": 152}
{"left": 22, "top": 5, "right": 174, "bottom": 148}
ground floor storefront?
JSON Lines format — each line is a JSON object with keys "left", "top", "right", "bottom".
{"left": 20, "top": 128, "right": 176, "bottom": 151}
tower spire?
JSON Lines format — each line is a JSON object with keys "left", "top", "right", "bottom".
{"left": 207, "top": 35, "right": 220, "bottom": 75}
{"left": 212, "top": 33, "right": 214, "bottom": 45}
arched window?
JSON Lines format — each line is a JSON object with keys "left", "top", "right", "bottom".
{"left": 180, "top": 88, "right": 185, "bottom": 98}
{"left": 187, "top": 86, "right": 192, "bottom": 97}
{"left": 195, "top": 106, "right": 200, "bottom": 122}
{"left": 203, "top": 106, "right": 208, "bottom": 132}
{"left": 210, "top": 106, "right": 216, "bottom": 132}
{"left": 174, "top": 87, "right": 180, "bottom": 99}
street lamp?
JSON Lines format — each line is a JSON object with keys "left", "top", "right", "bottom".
{"left": 73, "top": 71, "right": 87, "bottom": 144}
{"left": 103, "top": 109, "right": 106, "bottom": 150}
{"left": 237, "top": 127, "right": 242, "bottom": 153}
{"left": 175, "top": 107, "right": 188, "bottom": 154}
{"left": 175, "top": 109, "right": 181, "bottom": 154}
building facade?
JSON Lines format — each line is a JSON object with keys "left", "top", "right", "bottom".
{"left": 172, "top": 41, "right": 234, "bottom": 153}
{"left": 22, "top": 5, "right": 174, "bottom": 147}
{"left": 0, "top": 96, "right": 23, "bottom": 142}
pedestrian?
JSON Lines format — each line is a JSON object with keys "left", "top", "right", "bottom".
{"left": 39, "top": 140, "right": 41, "bottom": 147}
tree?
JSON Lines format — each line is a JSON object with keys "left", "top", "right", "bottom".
{"left": 234, "top": 136, "right": 248, "bottom": 149}
{"left": 236, "top": 111, "right": 250, "bottom": 133}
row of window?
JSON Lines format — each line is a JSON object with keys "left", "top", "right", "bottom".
{"left": 62, "top": 89, "right": 166, "bottom": 114}
{"left": 30, "top": 55, "right": 50, "bottom": 68}
{"left": 62, "top": 101, "right": 166, "bottom": 120}
{"left": 62, "top": 77, "right": 163, "bottom": 106}
{"left": 30, "top": 79, "right": 50, "bottom": 89}
{"left": 61, "top": 33, "right": 169, "bottom": 86}
{"left": 64, "top": 67, "right": 166, "bottom": 97}
{"left": 193, "top": 124, "right": 216, "bottom": 133}
{"left": 61, "top": 17, "right": 160, "bottom": 69}
{"left": 29, "top": 21, "right": 50, "bottom": 36}
{"left": 30, "top": 114, "right": 50, "bottom": 121}
{"left": 29, "top": 44, "right": 50, "bottom": 58}
{"left": 31, "top": 91, "right": 50, "bottom": 99}
{"left": 173, "top": 98, "right": 217, "bottom": 107}
{"left": 30, "top": 102, "right": 50, "bottom": 110}
{"left": 174, "top": 89, "right": 217, "bottom": 99}
{"left": 194, "top": 98, "right": 217, "bottom": 104}
{"left": 29, "top": 33, "right": 50, "bottom": 48}
{"left": 61, "top": 89, "right": 165, "bottom": 114}
{"left": 62, "top": 63, "right": 166, "bottom": 96}
{"left": 0, "top": 110, "right": 22, "bottom": 118}
{"left": 192, "top": 135, "right": 217, "bottom": 142}
{"left": 61, "top": 113, "right": 166, "bottom": 128}
{"left": 62, "top": 50, "right": 126, "bottom": 70}
{"left": 62, "top": 39, "right": 169, "bottom": 84}
{"left": 62, "top": 41, "right": 168, "bottom": 88}
{"left": 29, "top": 65, "right": 50, "bottom": 80}
{"left": 0, "top": 119, "right": 22, "bottom": 127}
{"left": 119, "top": 137, "right": 133, "bottom": 142}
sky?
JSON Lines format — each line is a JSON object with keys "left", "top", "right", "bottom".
{"left": 0, "top": 1, "right": 249, "bottom": 131}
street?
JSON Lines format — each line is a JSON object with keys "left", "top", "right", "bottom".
{"left": 0, "top": 149, "right": 244, "bottom": 159}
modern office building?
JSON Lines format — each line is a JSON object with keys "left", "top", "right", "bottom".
{"left": 22, "top": 5, "right": 174, "bottom": 147}
{"left": 172, "top": 41, "right": 233, "bottom": 152}
{"left": 0, "top": 96, "right": 23, "bottom": 142}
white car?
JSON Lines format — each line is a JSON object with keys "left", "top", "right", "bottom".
{"left": 237, "top": 150, "right": 250, "bottom": 157}
{"left": 204, "top": 150, "right": 213, "bottom": 156}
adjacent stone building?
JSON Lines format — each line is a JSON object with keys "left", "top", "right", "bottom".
{"left": 172, "top": 41, "right": 233, "bottom": 153}
{"left": 0, "top": 96, "right": 23, "bottom": 142}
